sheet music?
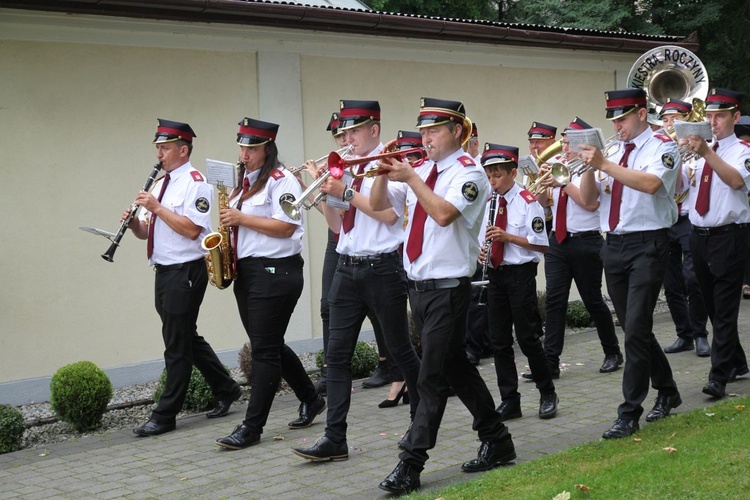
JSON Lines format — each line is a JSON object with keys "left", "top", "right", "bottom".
{"left": 673, "top": 120, "right": 712, "bottom": 141}
{"left": 205, "top": 159, "right": 238, "bottom": 189}
{"left": 517, "top": 155, "right": 539, "bottom": 177}
{"left": 566, "top": 128, "right": 606, "bottom": 152}
{"left": 326, "top": 170, "right": 352, "bottom": 210}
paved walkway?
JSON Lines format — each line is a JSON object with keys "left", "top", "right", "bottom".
{"left": 2, "top": 304, "right": 749, "bottom": 499}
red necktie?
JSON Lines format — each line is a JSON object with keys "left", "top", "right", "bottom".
{"left": 608, "top": 143, "right": 636, "bottom": 232}
{"left": 406, "top": 164, "right": 438, "bottom": 262}
{"left": 232, "top": 176, "right": 250, "bottom": 270}
{"left": 490, "top": 197, "right": 508, "bottom": 268}
{"left": 147, "top": 173, "right": 170, "bottom": 259}
{"left": 555, "top": 188, "right": 568, "bottom": 244}
{"left": 341, "top": 164, "right": 365, "bottom": 234}
{"left": 695, "top": 143, "right": 719, "bottom": 216}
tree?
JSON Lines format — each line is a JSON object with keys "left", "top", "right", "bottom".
{"left": 367, "top": 0, "right": 498, "bottom": 20}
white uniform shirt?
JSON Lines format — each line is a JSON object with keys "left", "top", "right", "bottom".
{"left": 687, "top": 134, "right": 750, "bottom": 227}
{"left": 336, "top": 143, "right": 404, "bottom": 256}
{"left": 387, "top": 148, "right": 490, "bottom": 281}
{"left": 550, "top": 172, "right": 601, "bottom": 233}
{"left": 595, "top": 127, "right": 679, "bottom": 233}
{"left": 231, "top": 167, "right": 303, "bottom": 259}
{"left": 140, "top": 161, "right": 213, "bottom": 266}
{"left": 490, "top": 182, "right": 548, "bottom": 265}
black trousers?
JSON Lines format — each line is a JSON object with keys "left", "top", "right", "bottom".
{"left": 152, "top": 259, "right": 238, "bottom": 423}
{"left": 324, "top": 252, "right": 420, "bottom": 444}
{"left": 689, "top": 226, "right": 749, "bottom": 383}
{"left": 320, "top": 231, "right": 400, "bottom": 381}
{"left": 466, "top": 263, "right": 492, "bottom": 359}
{"left": 664, "top": 216, "right": 708, "bottom": 340}
{"left": 400, "top": 279, "right": 509, "bottom": 469}
{"left": 488, "top": 262, "right": 554, "bottom": 400}
{"left": 603, "top": 230, "right": 677, "bottom": 421}
{"left": 544, "top": 232, "right": 620, "bottom": 366}
{"left": 233, "top": 254, "right": 316, "bottom": 434}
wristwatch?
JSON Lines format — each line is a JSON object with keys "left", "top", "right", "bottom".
{"left": 343, "top": 188, "right": 355, "bottom": 202}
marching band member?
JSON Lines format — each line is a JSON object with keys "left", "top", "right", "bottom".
{"left": 528, "top": 121, "right": 559, "bottom": 234}
{"left": 681, "top": 88, "right": 750, "bottom": 398}
{"left": 533, "top": 118, "right": 623, "bottom": 380}
{"left": 129, "top": 119, "right": 242, "bottom": 437}
{"left": 215, "top": 118, "right": 324, "bottom": 450}
{"left": 291, "top": 100, "right": 420, "bottom": 462}
{"left": 658, "top": 99, "right": 711, "bottom": 357}
{"left": 480, "top": 144, "right": 558, "bottom": 422}
{"left": 371, "top": 98, "right": 515, "bottom": 494}
{"left": 579, "top": 89, "right": 681, "bottom": 439}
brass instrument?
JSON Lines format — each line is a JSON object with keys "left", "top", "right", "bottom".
{"left": 525, "top": 140, "right": 562, "bottom": 193}
{"left": 285, "top": 147, "right": 351, "bottom": 175}
{"left": 101, "top": 162, "right": 163, "bottom": 262}
{"left": 280, "top": 145, "right": 353, "bottom": 221}
{"left": 327, "top": 146, "right": 428, "bottom": 180}
{"left": 201, "top": 161, "right": 241, "bottom": 290}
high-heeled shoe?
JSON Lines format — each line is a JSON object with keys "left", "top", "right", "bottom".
{"left": 378, "top": 385, "right": 408, "bottom": 408}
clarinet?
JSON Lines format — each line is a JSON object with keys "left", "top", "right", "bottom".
{"left": 477, "top": 193, "right": 498, "bottom": 305}
{"left": 102, "top": 162, "right": 163, "bottom": 262}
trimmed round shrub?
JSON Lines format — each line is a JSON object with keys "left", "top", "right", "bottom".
{"left": 238, "top": 342, "right": 253, "bottom": 384}
{"left": 50, "top": 361, "right": 112, "bottom": 432}
{"left": 154, "top": 365, "right": 231, "bottom": 412}
{"left": 0, "top": 404, "right": 25, "bottom": 454}
{"left": 567, "top": 300, "right": 594, "bottom": 328}
{"left": 315, "top": 341, "right": 379, "bottom": 379}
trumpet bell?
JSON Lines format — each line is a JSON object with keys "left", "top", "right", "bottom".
{"left": 281, "top": 194, "right": 302, "bottom": 221}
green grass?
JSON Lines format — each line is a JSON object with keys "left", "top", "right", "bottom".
{"left": 410, "top": 395, "right": 750, "bottom": 500}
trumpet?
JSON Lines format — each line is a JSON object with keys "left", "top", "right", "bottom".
{"left": 280, "top": 145, "right": 353, "bottom": 221}
{"left": 285, "top": 146, "right": 352, "bottom": 175}
{"left": 327, "top": 147, "right": 428, "bottom": 180}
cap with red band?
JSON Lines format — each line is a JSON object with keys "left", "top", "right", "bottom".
{"left": 563, "top": 117, "right": 592, "bottom": 134}
{"left": 326, "top": 112, "right": 343, "bottom": 137}
{"left": 416, "top": 97, "right": 466, "bottom": 128}
{"left": 395, "top": 130, "right": 423, "bottom": 150}
{"left": 659, "top": 98, "right": 692, "bottom": 117}
{"left": 604, "top": 89, "right": 647, "bottom": 120}
{"left": 481, "top": 143, "right": 519, "bottom": 167}
{"left": 338, "top": 100, "right": 381, "bottom": 131}
{"left": 528, "top": 122, "right": 556, "bottom": 140}
{"left": 153, "top": 118, "right": 196, "bottom": 144}
{"left": 705, "top": 88, "right": 744, "bottom": 112}
{"left": 237, "top": 117, "right": 279, "bottom": 147}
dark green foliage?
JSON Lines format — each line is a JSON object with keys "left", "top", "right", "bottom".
{"left": 238, "top": 342, "right": 253, "bottom": 384}
{"left": 50, "top": 361, "right": 112, "bottom": 432}
{"left": 0, "top": 405, "right": 25, "bottom": 454}
{"left": 316, "top": 341, "right": 379, "bottom": 379}
{"left": 537, "top": 290, "right": 546, "bottom": 324}
{"left": 153, "top": 366, "right": 228, "bottom": 412}
{"left": 368, "top": 0, "right": 498, "bottom": 20}
{"left": 566, "top": 300, "right": 594, "bottom": 328}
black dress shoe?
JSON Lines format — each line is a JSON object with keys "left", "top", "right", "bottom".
{"left": 602, "top": 418, "right": 639, "bottom": 439}
{"left": 496, "top": 400, "right": 522, "bottom": 421}
{"left": 215, "top": 424, "right": 260, "bottom": 450}
{"left": 645, "top": 392, "right": 682, "bottom": 422}
{"left": 133, "top": 419, "right": 176, "bottom": 437}
{"left": 461, "top": 437, "right": 516, "bottom": 472}
{"left": 702, "top": 380, "right": 726, "bottom": 399}
{"left": 600, "top": 353, "right": 624, "bottom": 373}
{"left": 538, "top": 391, "right": 558, "bottom": 419}
{"left": 378, "top": 461, "right": 421, "bottom": 494}
{"left": 362, "top": 364, "right": 391, "bottom": 389}
{"left": 291, "top": 436, "right": 348, "bottom": 462}
{"left": 695, "top": 337, "right": 711, "bottom": 357}
{"left": 206, "top": 385, "right": 242, "bottom": 419}
{"left": 288, "top": 394, "right": 326, "bottom": 428}
{"left": 664, "top": 338, "right": 694, "bottom": 354}
{"left": 729, "top": 365, "right": 749, "bottom": 383}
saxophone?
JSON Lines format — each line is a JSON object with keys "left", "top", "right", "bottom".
{"left": 202, "top": 162, "right": 241, "bottom": 289}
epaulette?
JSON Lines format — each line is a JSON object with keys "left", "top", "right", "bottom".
{"left": 270, "top": 168, "right": 285, "bottom": 180}
{"left": 740, "top": 140, "right": 750, "bottom": 148}
{"left": 458, "top": 155, "right": 475, "bottom": 167}
{"left": 519, "top": 189, "right": 537, "bottom": 203}
{"left": 190, "top": 171, "right": 205, "bottom": 182}
{"left": 653, "top": 133, "right": 672, "bottom": 143}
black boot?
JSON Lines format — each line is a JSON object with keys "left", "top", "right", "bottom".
{"left": 378, "top": 461, "right": 421, "bottom": 494}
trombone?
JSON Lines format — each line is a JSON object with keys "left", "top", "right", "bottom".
{"left": 280, "top": 145, "right": 353, "bottom": 221}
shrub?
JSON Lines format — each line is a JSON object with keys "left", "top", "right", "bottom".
{"left": 238, "top": 342, "right": 253, "bottom": 384}
{"left": 408, "top": 311, "right": 421, "bottom": 358}
{"left": 0, "top": 405, "right": 25, "bottom": 454}
{"left": 567, "top": 300, "right": 594, "bottom": 328}
{"left": 315, "top": 341, "right": 379, "bottom": 379}
{"left": 537, "top": 290, "right": 547, "bottom": 325}
{"left": 153, "top": 365, "right": 230, "bottom": 412}
{"left": 50, "top": 361, "right": 112, "bottom": 432}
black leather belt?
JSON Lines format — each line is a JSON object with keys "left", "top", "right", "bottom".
{"left": 154, "top": 258, "right": 203, "bottom": 272}
{"left": 691, "top": 223, "right": 749, "bottom": 236}
{"left": 553, "top": 230, "right": 601, "bottom": 240}
{"left": 340, "top": 251, "right": 399, "bottom": 266}
{"left": 409, "top": 277, "right": 467, "bottom": 292}
{"left": 606, "top": 229, "right": 668, "bottom": 241}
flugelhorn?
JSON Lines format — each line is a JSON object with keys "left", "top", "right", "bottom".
{"left": 327, "top": 146, "right": 428, "bottom": 179}
{"left": 280, "top": 145, "right": 353, "bottom": 221}
{"left": 102, "top": 162, "right": 163, "bottom": 262}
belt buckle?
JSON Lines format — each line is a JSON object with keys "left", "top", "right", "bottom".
{"left": 696, "top": 227, "right": 710, "bottom": 236}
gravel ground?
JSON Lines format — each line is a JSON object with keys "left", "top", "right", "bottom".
{"left": 17, "top": 353, "right": 320, "bottom": 451}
